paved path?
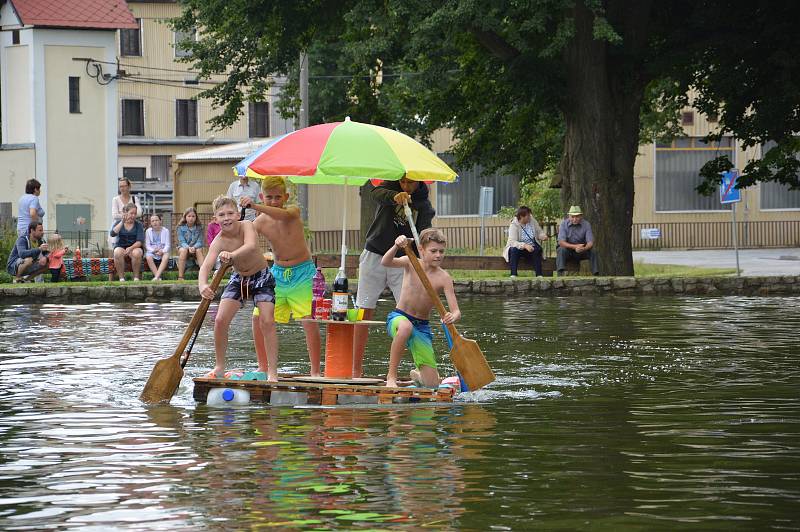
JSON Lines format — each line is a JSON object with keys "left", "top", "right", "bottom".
{"left": 632, "top": 248, "right": 800, "bottom": 277}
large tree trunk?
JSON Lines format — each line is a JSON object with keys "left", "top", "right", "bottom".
{"left": 559, "top": 2, "right": 651, "bottom": 276}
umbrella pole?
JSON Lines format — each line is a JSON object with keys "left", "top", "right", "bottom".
{"left": 340, "top": 178, "right": 348, "bottom": 271}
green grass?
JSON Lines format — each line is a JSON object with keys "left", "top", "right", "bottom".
{"left": 0, "top": 261, "right": 737, "bottom": 289}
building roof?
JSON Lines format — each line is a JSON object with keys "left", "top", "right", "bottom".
{"left": 176, "top": 138, "right": 278, "bottom": 163}
{"left": 8, "top": 0, "right": 138, "bottom": 30}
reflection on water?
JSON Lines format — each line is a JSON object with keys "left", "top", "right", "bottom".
{"left": 0, "top": 296, "right": 798, "bottom": 529}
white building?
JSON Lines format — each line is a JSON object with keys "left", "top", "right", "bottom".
{"left": 0, "top": 0, "right": 137, "bottom": 239}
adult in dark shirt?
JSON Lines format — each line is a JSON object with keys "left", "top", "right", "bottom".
{"left": 109, "top": 203, "right": 145, "bottom": 281}
{"left": 6, "top": 221, "right": 49, "bottom": 282}
{"left": 353, "top": 178, "right": 435, "bottom": 375}
{"left": 556, "top": 205, "right": 599, "bottom": 276}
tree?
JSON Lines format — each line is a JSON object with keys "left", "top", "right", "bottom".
{"left": 174, "top": 0, "right": 800, "bottom": 275}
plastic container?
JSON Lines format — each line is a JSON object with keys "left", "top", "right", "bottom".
{"left": 206, "top": 387, "right": 250, "bottom": 407}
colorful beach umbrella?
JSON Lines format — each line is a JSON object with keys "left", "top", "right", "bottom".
{"left": 233, "top": 118, "right": 457, "bottom": 270}
{"left": 233, "top": 117, "right": 458, "bottom": 184}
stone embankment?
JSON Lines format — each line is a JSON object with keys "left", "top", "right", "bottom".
{"left": 2, "top": 275, "right": 799, "bottom": 303}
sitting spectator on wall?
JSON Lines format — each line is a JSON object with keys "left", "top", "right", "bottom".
{"left": 556, "top": 205, "right": 599, "bottom": 276}
{"left": 17, "top": 179, "right": 45, "bottom": 237}
{"left": 108, "top": 178, "right": 142, "bottom": 280}
{"left": 176, "top": 207, "right": 206, "bottom": 280}
{"left": 502, "top": 206, "right": 549, "bottom": 278}
{"left": 206, "top": 217, "right": 222, "bottom": 273}
{"left": 6, "top": 221, "right": 49, "bottom": 283}
{"left": 145, "top": 214, "right": 171, "bottom": 281}
{"left": 110, "top": 203, "right": 145, "bottom": 282}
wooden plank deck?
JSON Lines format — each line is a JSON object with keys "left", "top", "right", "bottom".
{"left": 193, "top": 376, "right": 456, "bottom": 406}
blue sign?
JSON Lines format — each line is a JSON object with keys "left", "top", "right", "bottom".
{"left": 720, "top": 170, "right": 741, "bottom": 204}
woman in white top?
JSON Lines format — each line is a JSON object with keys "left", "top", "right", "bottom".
{"left": 145, "top": 214, "right": 171, "bottom": 281}
{"left": 502, "top": 206, "right": 549, "bottom": 277}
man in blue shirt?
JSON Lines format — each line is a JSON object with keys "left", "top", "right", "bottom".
{"left": 556, "top": 205, "right": 599, "bottom": 276}
{"left": 17, "top": 179, "right": 45, "bottom": 237}
{"left": 7, "top": 221, "right": 49, "bottom": 282}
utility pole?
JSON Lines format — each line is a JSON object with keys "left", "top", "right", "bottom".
{"left": 296, "top": 52, "right": 310, "bottom": 220}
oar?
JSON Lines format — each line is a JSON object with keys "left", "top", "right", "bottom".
{"left": 402, "top": 204, "right": 495, "bottom": 390}
{"left": 140, "top": 264, "right": 230, "bottom": 404}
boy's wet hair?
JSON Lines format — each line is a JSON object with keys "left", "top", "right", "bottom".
{"left": 419, "top": 228, "right": 446, "bottom": 248}
{"left": 212, "top": 195, "right": 237, "bottom": 213}
{"left": 261, "top": 175, "right": 287, "bottom": 193}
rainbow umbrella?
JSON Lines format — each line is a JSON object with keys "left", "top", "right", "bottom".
{"left": 233, "top": 117, "right": 457, "bottom": 270}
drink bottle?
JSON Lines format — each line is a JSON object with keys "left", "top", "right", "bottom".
{"left": 312, "top": 267, "right": 326, "bottom": 317}
{"left": 331, "top": 268, "right": 349, "bottom": 321}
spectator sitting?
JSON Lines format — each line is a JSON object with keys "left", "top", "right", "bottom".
{"left": 47, "top": 233, "right": 69, "bottom": 283}
{"left": 110, "top": 203, "right": 145, "bottom": 281}
{"left": 176, "top": 207, "right": 206, "bottom": 280}
{"left": 6, "top": 221, "right": 49, "bottom": 283}
{"left": 145, "top": 213, "right": 171, "bottom": 281}
{"left": 556, "top": 205, "right": 599, "bottom": 276}
{"left": 108, "top": 178, "right": 142, "bottom": 280}
{"left": 17, "top": 179, "right": 45, "bottom": 237}
{"left": 206, "top": 218, "right": 222, "bottom": 272}
{"left": 502, "top": 206, "right": 549, "bottom": 278}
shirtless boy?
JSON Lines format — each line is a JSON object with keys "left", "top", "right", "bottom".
{"left": 244, "top": 176, "right": 322, "bottom": 376}
{"left": 380, "top": 228, "right": 461, "bottom": 388}
{"left": 199, "top": 195, "right": 278, "bottom": 381}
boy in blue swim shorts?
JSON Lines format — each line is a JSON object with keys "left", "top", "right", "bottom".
{"left": 381, "top": 227, "right": 462, "bottom": 388}
{"left": 247, "top": 176, "right": 322, "bottom": 376}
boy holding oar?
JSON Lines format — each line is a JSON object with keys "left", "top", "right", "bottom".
{"left": 243, "top": 176, "right": 322, "bottom": 377}
{"left": 380, "top": 228, "right": 461, "bottom": 388}
{"left": 199, "top": 195, "right": 278, "bottom": 381}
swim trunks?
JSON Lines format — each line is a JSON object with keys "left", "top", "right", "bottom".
{"left": 222, "top": 267, "right": 276, "bottom": 308}
{"left": 386, "top": 308, "right": 437, "bottom": 370}
{"left": 270, "top": 260, "right": 315, "bottom": 323}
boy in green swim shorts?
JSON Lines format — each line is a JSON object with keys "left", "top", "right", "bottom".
{"left": 247, "top": 176, "right": 322, "bottom": 376}
{"left": 381, "top": 228, "right": 461, "bottom": 388}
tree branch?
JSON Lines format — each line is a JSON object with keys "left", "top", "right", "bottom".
{"left": 470, "top": 29, "right": 521, "bottom": 62}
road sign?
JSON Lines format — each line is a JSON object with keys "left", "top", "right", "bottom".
{"left": 720, "top": 170, "right": 741, "bottom": 204}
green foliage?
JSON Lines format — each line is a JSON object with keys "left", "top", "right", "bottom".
{"left": 499, "top": 175, "right": 562, "bottom": 223}
{"left": 0, "top": 221, "right": 17, "bottom": 280}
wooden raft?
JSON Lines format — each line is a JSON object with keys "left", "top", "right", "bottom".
{"left": 192, "top": 376, "right": 456, "bottom": 406}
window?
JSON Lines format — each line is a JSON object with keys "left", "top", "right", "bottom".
{"left": 68, "top": 77, "right": 80, "bottom": 113}
{"left": 121, "top": 99, "right": 144, "bottom": 136}
{"left": 123, "top": 167, "right": 147, "bottom": 182}
{"left": 174, "top": 29, "right": 196, "bottom": 58}
{"left": 655, "top": 137, "right": 734, "bottom": 211}
{"left": 681, "top": 111, "right": 694, "bottom": 126}
{"left": 248, "top": 102, "right": 270, "bottom": 138}
{"left": 760, "top": 141, "right": 800, "bottom": 209}
{"left": 435, "top": 154, "right": 519, "bottom": 216}
{"left": 151, "top": 155, "right": 171, "bottom": 182}
{"left": 176, "top": 99, "right": 198, "bottom": 137}
{"left": 120, "top": 18, "right": 141, "bottom": 56}
{"left": 12, "top": 30, "right": 20, "bottom": 45}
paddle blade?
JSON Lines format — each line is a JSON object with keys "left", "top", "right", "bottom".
{"left": 450, "top": 335, "right": 495, "bottom": 391}
{"left": 139, "top": 354, "right": 183, "bottom": 404}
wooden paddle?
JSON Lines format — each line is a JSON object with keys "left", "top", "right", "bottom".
{"left": 402, "top": 205, "right": 495, "bottom": 390}
{"left": 140, "top": 264, "right": 230, "bottom": 404}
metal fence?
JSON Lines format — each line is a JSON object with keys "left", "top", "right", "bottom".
{"left": 18, "top": 217, "right": 800, "bottom": 259}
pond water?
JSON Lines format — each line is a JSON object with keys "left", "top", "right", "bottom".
{"left": 0, "top": 295, "right": 798, "bottom": 530}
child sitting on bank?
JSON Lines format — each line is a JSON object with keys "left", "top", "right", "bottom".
{"left": 380, "top": 228, "right": 461, "bottom": 388}
{"left": 243, "top": 176, "right": 322, "bottom": 377}
{"left": 47, "top": 233, "right": 69, "bottom": 282}
{"left": 145, "top": 213, "right": 170, "bottom": 281}
{"left": 199, "top": 195, "right": 278, "bottom": 381}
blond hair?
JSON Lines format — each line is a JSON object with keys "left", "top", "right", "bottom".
{"left": 419, "top": 227, "right": 446, "bottom": 248}
{"left": 212, "top": 195, "right": 237, "bottom": 213}
{"left": 261, "top": 175, "right": 288, "bottom": 193}
{"left": 48, "top": 233, "right": 65, "bottom": 252}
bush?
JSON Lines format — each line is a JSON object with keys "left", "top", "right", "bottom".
{"left": 500, "top": 173, "right": 562, "bottom": 223}
{"left": 0, "top": 221, "right": 18, "bottom": 278}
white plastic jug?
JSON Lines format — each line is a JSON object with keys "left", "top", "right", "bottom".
{"left": 206, "top": 387, "right": 250, "bottom": 407}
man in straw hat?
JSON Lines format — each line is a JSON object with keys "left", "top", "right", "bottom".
{"left": 556, "top": 205, "right": 599, "bottom": 276}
